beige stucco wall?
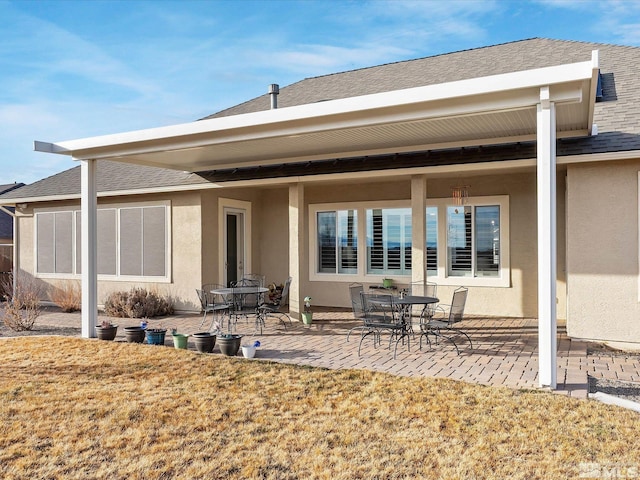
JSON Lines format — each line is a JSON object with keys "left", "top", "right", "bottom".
{"left": 566, "top": 159, "right": 640, "bottom": 346}
{"left": 13, "top": 167, "right": 575, "bottom": 322}
{"left": 257, "top": 188, "right": 290, "bottom": 287}
{"left": 15, "top": 191, "right": 203, "bottom": 312}
{"left": 276, "top": 171, "right": 567, "bottom": 319}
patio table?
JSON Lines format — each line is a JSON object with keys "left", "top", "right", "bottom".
{"left": 210, "top": 286, "right": 269, "bottom": 332}
{"left": 365, "top": 294, "right": 439, "bottom": 357}
{"left": 393, "top": 295, "right": 439, "bottom": 335}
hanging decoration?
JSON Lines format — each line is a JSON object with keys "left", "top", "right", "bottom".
{"left": 451, "top": 185, "right": 469, "bottom": 205}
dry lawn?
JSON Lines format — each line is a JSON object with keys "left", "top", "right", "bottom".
{"left": 0, "top": 337, "right": 638, "bottom": 479}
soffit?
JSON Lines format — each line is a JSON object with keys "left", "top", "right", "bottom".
{"left": 37, "top": 56, "right": 598, "bottom": 172}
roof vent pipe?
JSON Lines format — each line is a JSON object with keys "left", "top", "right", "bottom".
{"left": 268, "top": 83, "right": 279, "bottom": 109}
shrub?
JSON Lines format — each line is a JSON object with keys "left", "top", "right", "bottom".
{"left": 49, "top": 281, "right": 81, "bottom": 313}
{"left": 1, "top": 271, "right": 44, "bottom": 331}
{"left": 103, "top": 288, "right": 174, "bottom": 318}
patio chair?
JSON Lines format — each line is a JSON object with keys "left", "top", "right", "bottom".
{"left": 258, "top": 276, "right": 292, "bottom": 329}
{"left": 243, "top": 273, "right": 266, "bottom": 287}
{"left": 346, "top": 283, "right": 365, "bottom": 342}
{"left": 419, "top": 286, "right": 472, "bottom": 355}
{"left": 197, "top": 284, "right": 231, "bottom": 331}
{"left": 359, "top": 292, "right": 408, "bottom": 359}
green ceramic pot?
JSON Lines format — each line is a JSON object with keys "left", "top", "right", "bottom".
{"left": 172, "top": 333, "right": 190, "bottom": 349}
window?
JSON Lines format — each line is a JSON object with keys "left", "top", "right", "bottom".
{"left": 447, "top": 204, "right": 500, "bottom": 278}
{"left": 317, "top": 210, "right": 357, "bottom": 274}
{"left": 120, "top": 206, "right": 167, "bottom": 277}
{"left": 310, "top": 196, "right": 508, "bottom": 287}
{"left": 36, "top": 211, "right": 73, "bottom": 274}
{"left": 426, "top": 206, "right": 438, "bottom": 276}
{"left": 35, "top": 203, "right": 169, "bottom": 280}
{"left": 366, "top": 208, "right": 412, "bottom": 275}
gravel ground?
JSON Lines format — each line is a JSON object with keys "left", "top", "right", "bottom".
{"left": 588, "top": 376, "right": 640, "bottom": 403}
{"left": 0, "top": 323, "right": 81, "bottom": 337}
{"left": 587, "top": 344, "right": 640, "bottom": 404}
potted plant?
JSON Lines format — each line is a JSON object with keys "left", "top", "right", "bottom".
{"left": 217, "top": 333, "right": 243, "bottom": 356}
{"left": 301, "top": 296, "right": 312, "bottom": 325}
{"left": 241, "top": 340, "right": 261, "bottom": 359}
{"left": 171, "top": 328, "right": 190, "bottom": 350}
{"left": 95, "top": 319, "right": 118, "bottom": 341}
{"left": 145, "top": 326, "right": 167, "bottom": 345}
{"left": 382, "top": 278, "right": 393, "bottom": 288}
{"left": 192, "top": 331, "right": 216, "bottom": 353}
{"left": 124, "top": 319, "right": 147, "bottom": 343}
{"left": 124, "top": 325, "right": 145, "bottom": 343}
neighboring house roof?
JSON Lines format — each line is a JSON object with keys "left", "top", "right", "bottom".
{"left": 2, "top": 38, "right": 639, "bottom": 200}
{"left": 0, "top": 183, "right": 24, "bottom": 194}
{"left": 0, "top": 183, "right": 23, "bottom": 238}
{"left": 0, "top": 206, "right": 15, "bottom": 239}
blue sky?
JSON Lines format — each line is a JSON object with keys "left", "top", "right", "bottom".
{"left": 1, "top": 0, "right": 640, "bottom": 185}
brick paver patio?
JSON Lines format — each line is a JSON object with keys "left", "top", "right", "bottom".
{"left": 24, "top": 307, "right": 640, "bottom": 400}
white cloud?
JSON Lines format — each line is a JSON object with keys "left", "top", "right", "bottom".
{"left": 265, "top": 43, "right": 410, "bottom": 75}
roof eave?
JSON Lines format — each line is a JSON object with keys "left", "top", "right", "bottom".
{"left": 34, "top": 55, "right": 599, "bottom": 172}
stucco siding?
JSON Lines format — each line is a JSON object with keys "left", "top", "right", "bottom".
{"left": 567, "top": 159, "right": 640, "bottom": 345}
{"left": 14, "top": 192, "right": 203, "bottom": 312}
{"left": 294, "top": 171, "right": 565, "bottom": 318}
{"left": 257, "top": 188, "right": 290, "bottom": 287}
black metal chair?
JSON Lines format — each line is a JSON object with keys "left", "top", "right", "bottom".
{"left": 346, "top": 283, "right": 365, "bottom": 342}
{"left": 197, "top": 284, "right": 231, "bottom": 331}
{"left": 258, "top": 276, "right": 292, "bottom": 329}
{"left": 359, "top": 292, "right": 408, "bottom": 358}
{"left": 242, "top": 273, "right": 266, "bottom": 287}
{"left": 419, "top": 286, "right": 472, "bottom": 355}
{"left": 409, "top": 281, "right": 438, "bottom": 326}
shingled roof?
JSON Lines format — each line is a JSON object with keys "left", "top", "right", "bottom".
{"left": 0, "top": 161, "right": 207, "bottom": 202}
{"left": 204, "top": 38, "right": 640, "bottom": 155}
{"left": 2, "top": 37, "right": 639, "bottom": 201}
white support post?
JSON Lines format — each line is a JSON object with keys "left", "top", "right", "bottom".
{"left": 289, "top": 183, "right": 304, "bottom": 321}
{"left": 81, "top": 159, "right": 98, "bottom": 338}
{"left": 411, "top": 175, "right": 427, "bottom": 296}
{"left": 537, "top": 87, "right": 557, "bottom": 389}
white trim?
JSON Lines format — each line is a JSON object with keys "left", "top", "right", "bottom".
{"left": 308, "top": 196, "right": 510, "bottom": 287}
{"left": 81, "top": 159, "right": 97, "bottom": 338}
{"left": 30, "top": 56, "right": 595, "bottom": 178}
{"left": 217, "top": 198, "right": 252, "bottom": 285}
{"left": 42, "top": 58, "right": 595, "bottom": 161}
{"left": 537, "top": 96, "right": 558, "bottom": 389}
